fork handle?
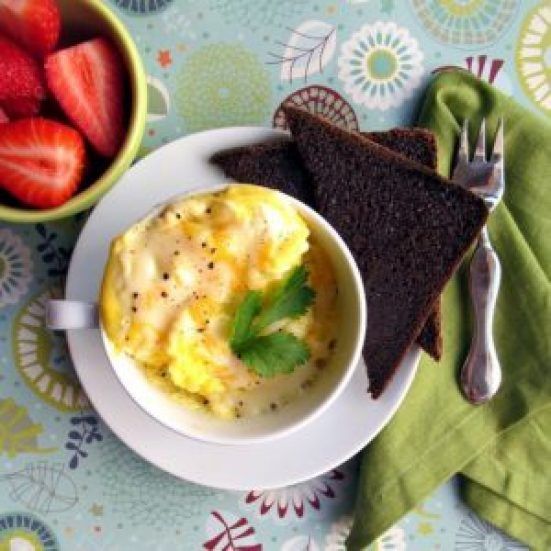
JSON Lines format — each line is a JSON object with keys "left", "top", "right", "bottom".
{"left": 461, "top": 227, "right": 502, "bottom": 404}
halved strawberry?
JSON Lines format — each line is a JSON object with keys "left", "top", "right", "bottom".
{"left": 45, "top": 37, "right": 125, "bottom": 157}
{"left": 0, "top": 0, "right": 61, "bottom": 57}
{"left": 0, "top": 35, "right": 45, "bottom": 118}
{"left": 0, "top": 95, "right": 42, "bottom": 118}
{"left": 0, "top": 107, "right": 8, "bottom": 123}
{"left": 0, "top": 117, "right": 86, "bottom": 208}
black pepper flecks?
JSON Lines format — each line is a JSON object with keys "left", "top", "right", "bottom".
{"left": 131, "top": 306, "right": 137, "bottom": 313}
{"left": 175, "top": 213, "right": 181, "bottom": 219}
{"left": 201, "top": 242, "right": 207, "bottom": 248}
{"left": 174, "top": 250, "right": 180, "bottom": 256}
{"left": 162, "top": 272, "right": 169, "bottom": 280}
{"left": 207, "top": 262, "right": 214, "bottom": 270}
{"left": 132, "top": 292, "right": 139, "bottom": 299}
{"left": 210, "top": 248, "right": 216, "bottom": 254}
{"left": 161, "top": 291, "right": 168, "bottom": 298}
{"left": 205, "top": 207, "right": 212, "bottom": 214}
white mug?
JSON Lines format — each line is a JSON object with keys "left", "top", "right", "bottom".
{"left": 48, "top": 184, "right": 366, "bottom": 446}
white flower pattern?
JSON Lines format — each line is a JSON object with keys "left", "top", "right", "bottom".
{"left": 244, "top": 469, "right": 345, "bottom": 519}
{"left": 515, "top": 2, "right": 551, "bottom": 113}
{"left": 325, "top": 515, "right": 406, "bottom": 551}
{"left": 0, "top": 228, "right": 33, "bottom": 308}
{"left": 338, "top": 21, "right": 424, "bottom": 110}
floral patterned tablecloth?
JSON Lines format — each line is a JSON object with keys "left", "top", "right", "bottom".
{"left": 1, "top": 0, "right": 548, "bottom": 549}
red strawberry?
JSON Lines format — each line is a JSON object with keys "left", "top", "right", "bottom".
{"left": 0, "top": 117, "right": 86, "bottom": 208}
{"left": 0, "top": 0, "right": 61, "bottom": 57}
{"left": 0, "top": 35, "right": 45, "bottom": 118}
{"left": 45, "top": 37, "right": 125, "bottom": 157}
{"left": 0, "top": 107, "right": 8, "bottom": 123}
{"left": 0, "top": 95, "right": 41, "bottom": 118}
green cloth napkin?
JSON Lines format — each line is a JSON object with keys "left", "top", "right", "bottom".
{"left": 348, "top": 71, "right": 551, "bottom": 551}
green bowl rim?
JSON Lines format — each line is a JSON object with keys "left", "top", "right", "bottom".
{"left": 0, "top": 0, "right": 148, "bottom": 224}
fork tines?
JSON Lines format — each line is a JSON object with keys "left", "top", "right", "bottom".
{"left": 459, "top": 117, "right": 504, "bottom": 166}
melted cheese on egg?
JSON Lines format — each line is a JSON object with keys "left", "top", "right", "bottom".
{"left": 101, "top": 184, "right": 338, "bottom": 419}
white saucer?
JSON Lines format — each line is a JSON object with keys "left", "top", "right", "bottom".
{"left": 66, "top": 127, "right": 419, "bottom": 490}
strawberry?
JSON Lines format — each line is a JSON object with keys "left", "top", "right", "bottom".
{"left": 0, "top": 0, "right": 61, "bottom": 57}
{"left": 1, "top": 95, "right": 41, "bottom": 118}
{"left": 45, "top": 37, "right": 125, "bottom": 157}
{"left": 0, "top": 117, "right": 86, "bottom": 208}
{"left": 0, "top": 107, "right": 8, "bottom": 123}
{"left": 0, "top": 35, "right": 45, "bottom": 118}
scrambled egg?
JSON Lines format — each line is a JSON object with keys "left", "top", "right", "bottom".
{"left": 101, "top": 184, "right": 338, "bottom": 418}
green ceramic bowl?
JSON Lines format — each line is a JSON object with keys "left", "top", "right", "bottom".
{"left": 0, "top": 0, "right": 148, "bottom": 223}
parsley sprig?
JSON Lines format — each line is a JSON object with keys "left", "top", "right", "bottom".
{"left": 229, "top": 265, "right": 315, "bottom": 377}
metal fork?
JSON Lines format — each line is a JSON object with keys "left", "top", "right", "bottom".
{"left": 452, "top": 118, "right": 505, "bottom": 404}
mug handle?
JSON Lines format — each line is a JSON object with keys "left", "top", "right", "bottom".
{"left": 46, "top": 300, "right": 99, "bottom": 330}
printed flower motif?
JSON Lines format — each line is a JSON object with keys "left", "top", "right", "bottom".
{"left": 157, "top": 49, "right": 172, "bottom": 68}
{"left": 244, "top": 469, "right": 344, "bottom": 519}
{"left": 0, "top": 399, "right": 55, "bottom": 458}
{"left": 324, "top": 515, "right": 406, "bottom": 551}
{"left": 516, "top": 2, "right": 551, "bottom": 114}
{"left": 0, "top": 228, "right": 33, "bottom": 308}
{"left": 273, "top": 86, "right": 359, "bottom": 131}
{"left": 13, "top": 288, "right": 90, "bottom": 411}
{"left": 147, "top": 75, "right": 171, "bottom": 122}
{"left": 324, "top": 515, "right": 353, "bottom": 551}
{"left": 110, "top": 0, "right": 173, "bottom": 15}
{"left": 0, "top": 512, "right": 59, "bottom": 551}
{"left": 338, "top": 22, "right": 424, "bottom": 110}
{"left": 161, "top": 8, "right": 194, "bottom": 39}
{"left": 210, "top": 0, "right": 307, "bottom": 31}
{"left": 410, "top": 0, "right": 520, "bottom": 48}
{"left": 176, "top": 43, "right": 271, "bottom": 132}
{"left": 434, "top": 56, "right": 513, "bottom": 96}
{"left": 455, "top": 512, "right": 527, "bottom": 550}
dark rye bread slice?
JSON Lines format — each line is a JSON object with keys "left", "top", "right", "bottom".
{"left": 211, "top": 140, "right": 316, "bottom": 206}
{"left": 211, "top": 128, "right": 443, "bottom": 360}
{"left": 283, "top": 105, "right": 488, "bottom": 398}
{"left": 367, "top": 129, "right": 437, "bottom": 170}
{"left": 364, "top": 129, "right": 442, "bottom": 360}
